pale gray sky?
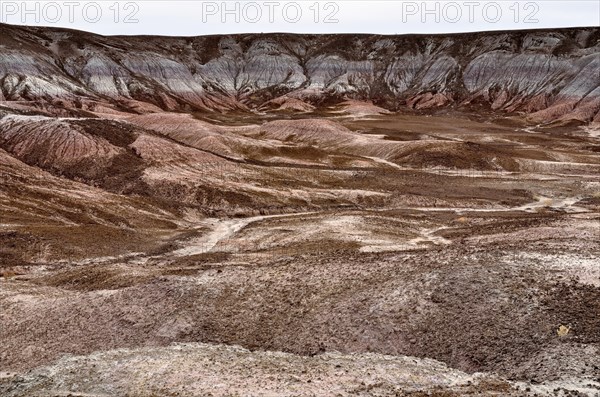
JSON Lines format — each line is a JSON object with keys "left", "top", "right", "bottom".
{"left": 1, "top": 0, "right": 598, "bottom": 36}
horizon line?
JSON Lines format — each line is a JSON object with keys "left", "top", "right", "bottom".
{"left": 2, "top": 22, "right": 598, "bottom": 39}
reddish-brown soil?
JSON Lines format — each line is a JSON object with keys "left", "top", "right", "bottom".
{"left": 0, "top": 25, "right": 599, "bottom": 397}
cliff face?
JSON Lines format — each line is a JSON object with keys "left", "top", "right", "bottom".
{"left": 0, "top": 24, "right": 599, "bottom": 123}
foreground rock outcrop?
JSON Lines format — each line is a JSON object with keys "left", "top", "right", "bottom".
{"left": 0, "top": 343, "right": 526, "bottom": 396}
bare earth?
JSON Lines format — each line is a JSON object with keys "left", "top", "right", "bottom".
{"left": 0, "top": 25, "right": 599, "bottom": 397}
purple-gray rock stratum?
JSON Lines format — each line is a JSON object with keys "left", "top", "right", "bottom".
{"left": 1, "top": 24, "right": 598, "bottom": 123}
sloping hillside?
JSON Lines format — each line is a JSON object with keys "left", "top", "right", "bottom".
{"left": 0, "top": 24, "right": 598, "bottom": 123}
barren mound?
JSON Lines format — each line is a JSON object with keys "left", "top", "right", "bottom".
{"left": 0, "top": 343, "right": 524, "bottom": 397}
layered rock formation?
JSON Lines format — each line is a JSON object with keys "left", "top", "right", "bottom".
{"left": 0, "top": 24, "right": 598, "bottom": 123}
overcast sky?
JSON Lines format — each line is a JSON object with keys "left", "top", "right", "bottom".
{"left": 1, "top": 1, "right": 598, "bottom": 36}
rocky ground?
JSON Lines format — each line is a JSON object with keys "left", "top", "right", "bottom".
{"left": 0, "top": 25, "right": 599, "bottom": 397}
